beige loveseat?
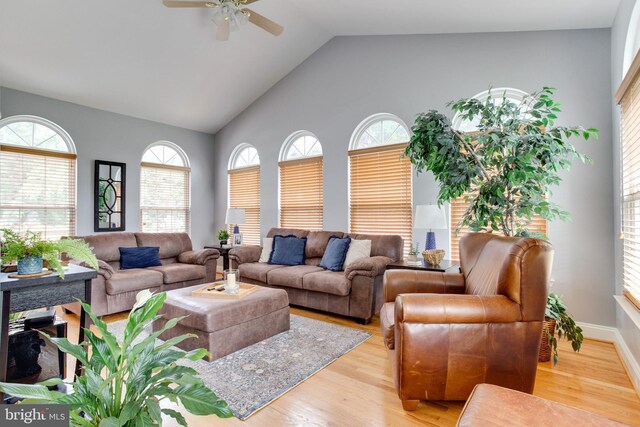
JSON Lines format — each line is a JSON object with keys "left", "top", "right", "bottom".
{"left": 229, "top": 228, "right": 403, "bottom": 324}
{"left": 66, "top": 232, "right": 219, "bottom": 316}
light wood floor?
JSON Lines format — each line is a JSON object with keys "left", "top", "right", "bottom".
{"left": 57, "top": 307, "right": 640, "bottom": 426}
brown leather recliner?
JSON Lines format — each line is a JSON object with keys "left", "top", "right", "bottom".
{"left": 380, "top": 233, "right": 554, "bottom": 411}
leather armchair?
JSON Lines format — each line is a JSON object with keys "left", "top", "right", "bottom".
{"left": 381, "top": 233, "right": 554, "bottom": 410}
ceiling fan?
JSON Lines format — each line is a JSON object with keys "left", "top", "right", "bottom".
{"left": 163, "top": 0, "right": 284, "bottom": 41}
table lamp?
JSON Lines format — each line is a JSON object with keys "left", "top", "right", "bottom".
{"left": 225, "top": 208, "right": 246, "bottom": 234}
{"left": 414, "top": 204, "right": 447, "bottom": 250}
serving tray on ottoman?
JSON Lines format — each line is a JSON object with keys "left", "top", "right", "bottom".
{"left": 154, "top": 284, "right": 290, "bottom": 361}
{"left": 191, "top": 282, "right": 258, "bottom": 299}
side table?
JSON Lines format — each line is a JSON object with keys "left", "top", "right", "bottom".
{"left": 386, "top": 259, "right": 460, "bottom": 273}
{"left": 205, "top": 245, "right": 231, "bottom": 271}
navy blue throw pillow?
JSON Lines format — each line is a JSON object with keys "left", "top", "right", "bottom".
{"left": 268, "top": 235, "right": 307, "bottom": 266}
{"left": 319, "top": 236, "right": 352, "bottom": 272}
{"left": 119, "top": 246, "right": 162, "bottom": 269}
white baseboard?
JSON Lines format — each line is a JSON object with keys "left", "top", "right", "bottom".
{"left": 575, "top": 321, "right": 640, "bottom": 395}
{"left": 613, "top": 329, "right": 640, "bottom": 395}
{"left": 576, "top": 321, "right": 617, "bottom": 342}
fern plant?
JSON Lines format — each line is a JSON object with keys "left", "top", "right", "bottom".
{"left": 0, "top": 290, "right": 233, "bottom": 426}
{"left": 0, "top": 229, "right": 98, "bottom": 278}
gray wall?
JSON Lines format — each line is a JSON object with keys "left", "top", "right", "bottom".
{"left": 213, "top": 29, "right": 615, "bottom": 326}
{"left": 0, "top": 87, "right": 216, "bottom": 249}
{"left": 612, "top": 0, "right": 640, "bottom": 370}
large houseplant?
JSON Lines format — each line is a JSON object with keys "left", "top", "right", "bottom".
{"left": 0, "top": 229, "right": 99, "bottom": 277}
{"left": 0, "top": 290, "right": 233, "bottom": 426}
{"left": 405, "top": 87, "right": 595, "bottom": 362}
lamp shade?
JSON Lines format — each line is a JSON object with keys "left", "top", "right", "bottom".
{"left": 414, "top": 204, "right": 447, "bottom": 229}
{"left": 225, "top": 208, "right": 246, "bottom": 225}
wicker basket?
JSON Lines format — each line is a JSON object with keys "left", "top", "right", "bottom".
{"left": 422, "top": 249, "right": 445, "bottom": 266}
{"left": 538, "top": 317, "right": 556, "bottom": 362}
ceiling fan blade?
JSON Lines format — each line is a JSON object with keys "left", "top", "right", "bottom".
{"left": 216, "top": 18, "right": 230, "bottom": 41}
{"left": 243, "top": 8, "right": 283, "bottom": 36}
{"left": 163, "top": 1, "right": 216, "bottom": 8}
{"left": 240, "top": 0, "right": 261, "bottom": 4}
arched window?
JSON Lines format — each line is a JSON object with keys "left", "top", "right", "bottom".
{"left": 228, "top": 144, "right": 261, "bottom": 245}
{"left": 0, "top": 115, "right": 77, "bottom": 239}
{"left": 349, "top": 114, "right": 412, "bottom": 255}
{"left": 140, "top": 141, "right": 191, "bottom": 233}
{"left": 278, "top": 131, "right": 323, "bottom": 230}
{"left": 449, "top": 88, "right": 547, "bottom": 260}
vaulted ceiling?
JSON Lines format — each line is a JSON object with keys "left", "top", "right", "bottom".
{"left": 0, "top": 0, "right": 620, "bottom": 134}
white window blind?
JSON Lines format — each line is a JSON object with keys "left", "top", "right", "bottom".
{"left": 279, "top": 157, "right": 323, "bottom": 230}
{"left": 228, "top": 166, "right": 261, "bottom": 245}
{"left": 349, "top": 143, "right": 412, "bottom": 255}
{"left": 618, "top": 49, "right": 640, "bottom": 311}
{"left": 140, "top": 162, "right": 190, "bottom": 233}
{"left": 0, "top": 145, "right": 77, "bottom": 240}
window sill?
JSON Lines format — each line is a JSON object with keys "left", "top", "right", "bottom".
{"left": 615, "top": 295, "right": 640, "bottom": 331}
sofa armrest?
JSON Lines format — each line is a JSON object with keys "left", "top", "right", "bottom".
{"left": 344, "top": 256, "right": 393, "bottom": 280}
{"left": 229, "top": 245, "right": 262, "bottom": 265}
{"left": 396, "top": 294, "right": 522, "bottom": 324}
{"left": 177, "top": 249, "right": 219, "bottom": 265}
{"left": 74, "top": 259, "right": 113, "bottom": 280}
{"left": 383, "top": 270, "right": 465, "bottom": 303}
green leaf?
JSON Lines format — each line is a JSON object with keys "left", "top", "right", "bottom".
{"left": 146, "top": 398, "right": 163, "bottom": 424}
{"left": 99, "top": 417, "right": 119, "bottom": 427}
{"left": 162, "top": 409, "right": 188, "bottom": 427}
{"left": 173, "top": 384, "right": 234, "bottom": 417}
{"left": 184, "top": 348, "right": 210, "bottom": 361}
{"left": 46, "top": 336, "right": 89, "bottom": 366}
{"left": 119, "top": 401, "right": 141, "bottom": 425}
{"left": 0, "top": 382, "right": 62, "bottom": 400}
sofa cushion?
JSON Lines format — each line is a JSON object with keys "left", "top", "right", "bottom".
{"left": 134, "top": 232, "right": 193, "bottom": 259}
{"left": 267, "top": 265, "right": 324, "bottom": 289}
{"left": 73, "top": 232, "right": 137, "bottom": 263}
{"left": 303, "top": 271, "right": 351, "bottom": 296}
{"left": 259, "top": 237, "right": 273, "bottom": 263}
{"left": 269, "top": 235, "right": 307, "bottom": 266}
{"left": 119, "top": 246, "right": 162, "bottom": 269}
{"left": 149, "top": 263, "right": 206, "bottom": 284}
{"left": 344, "top": 239, "right": 371, "bottom": 267}
{"left": 349, "top": 233, "right": 404, "bottom": 261}
{"left": 106, "top": 269, "right": 164, "bottom": 295}
{"left": 266, "top": 228, "right": 309, "bottom": 239}
{"left": 380, "top": 302, "right": 395, "bottom": 350}
{"left": 306, "top": 231, "right": 345, "bottom": 258}
{"left": 239, "top": 262, "right": 286, "bottom": 282}
{"left": 319, "top": 236, "right": 351, "bottom": 271}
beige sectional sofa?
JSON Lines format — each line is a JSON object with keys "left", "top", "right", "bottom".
{"left": 229, "top": 228, "right": 403, "bottom": 323}
{"left": 66, "top": 232, "right": 219, "bottom": 316}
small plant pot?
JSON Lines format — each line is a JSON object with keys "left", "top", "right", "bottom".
{"left": 219, "top": 240, "right": 228, "bottom": 246}
{"left": 17, "top": 256, "right": 43, "bottom": 275}
{"left": 407, "top": 254, "right": 418, "bottom": 262}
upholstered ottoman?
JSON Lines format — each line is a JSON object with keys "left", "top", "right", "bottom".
{"left": 456, "top": 384, "right": 628, "bottom": 427}
{"left": 154, "top": 284, "right": 290, "bottom": 361}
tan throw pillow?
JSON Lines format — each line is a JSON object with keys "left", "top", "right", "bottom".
{"left": 344, "top": 239, "right": 372, "bottom": 267}
{"left": 259, "top": 237, "right": 273, "bottom": 263}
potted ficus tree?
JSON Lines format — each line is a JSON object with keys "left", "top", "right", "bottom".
{"left": 405, "top": 86, "right": 595, "bottom": 364}
{"left": 1, "top": 229, "right": 99, "bottom": 278}
{"left": 0, "top": 290, "right": 233, "bottom": 425}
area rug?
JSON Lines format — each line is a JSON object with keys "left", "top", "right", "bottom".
{"left": 109, "top": 314, "right": 371, "bottom": 420}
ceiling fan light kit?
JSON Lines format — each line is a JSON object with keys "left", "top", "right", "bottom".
{"left": 163, "top": 0, "right": 283, "bottom": 41}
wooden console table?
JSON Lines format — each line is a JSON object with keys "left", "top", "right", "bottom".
{"left": 0, "top": 264, "right": 97, "bottom": 385}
